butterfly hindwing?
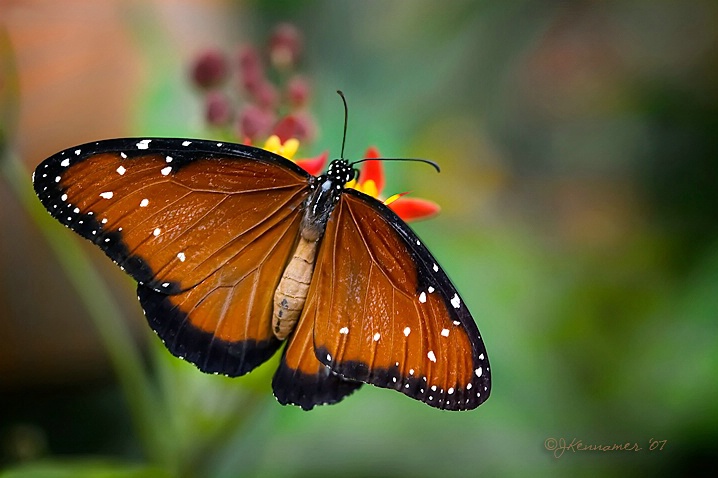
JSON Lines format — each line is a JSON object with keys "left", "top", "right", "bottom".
{"left": 272, "top": 292, "right": 363, "bottom": 410}
{"left": 309, "top": 190, "right": 491, "bottom": 410}
{"left": 136, "top": 202, "right": 304, "bottom": 375}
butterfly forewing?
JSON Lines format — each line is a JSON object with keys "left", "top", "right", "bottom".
{"left": 309, "top": 191, "right": 491, "bottom": 410}
{"left": 33, "top": 138, "right": 310, "bottom": 294}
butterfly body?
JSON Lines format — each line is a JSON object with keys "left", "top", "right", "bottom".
{"left": 33, "top": 138, "right": 491, "bottom": 411}
{"left": 272, "top": 160, "right": 354, "bottom": 339}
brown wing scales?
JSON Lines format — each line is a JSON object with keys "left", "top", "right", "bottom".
{"left": 54, "top": 151, "right": 307, "bottom": 293}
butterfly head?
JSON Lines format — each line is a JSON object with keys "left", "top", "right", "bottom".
{"left": 325, "top": 158, "right": 355, "bottom": 186}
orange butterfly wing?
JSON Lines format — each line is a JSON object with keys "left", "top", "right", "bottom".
{"left": 308, "top": 191, "right": 491, "bottom": 410}
{"left": 34, "top": 138, "right": 310, "bottom": 375}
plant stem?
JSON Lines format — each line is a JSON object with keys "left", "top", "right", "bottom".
{"left": 1, "top": 152, "right": 174, "bottom": 472}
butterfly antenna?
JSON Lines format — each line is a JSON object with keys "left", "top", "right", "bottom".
{"left": 351, "top": 157, "right": 441, "bottom": 173}
{"left": 337, "top": 90, "right": 348, "bottom": 159}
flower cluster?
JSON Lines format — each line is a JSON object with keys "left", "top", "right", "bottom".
{"left": 190, "top": 23, "right": 438, "bottom": 222}
{"left": 191, "top": 23, "right": 314, "bottom": 144}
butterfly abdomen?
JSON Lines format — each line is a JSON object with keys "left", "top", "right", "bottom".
{"left": 272, "top": 235, "right": 319, "bottom": 340}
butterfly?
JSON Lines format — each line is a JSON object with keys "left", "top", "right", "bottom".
{"left": 32, "top": 135, "right": 491, "bottom": 411}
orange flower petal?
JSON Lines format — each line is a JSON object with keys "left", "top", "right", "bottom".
{"left": 361, "top": 146, "right": 384, "bottom": 193}
{"left": 388, "top": 196, "right": 441, "bottom": 222}
{"left": 295, "top": 151, "right": 328, "bottom": 176}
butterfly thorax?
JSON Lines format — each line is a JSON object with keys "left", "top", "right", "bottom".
{"left": 299, "top": 159, "right": 354, "bottom": 241}
{"left": 272, "top": 159, "right": 354, "bottom": 340}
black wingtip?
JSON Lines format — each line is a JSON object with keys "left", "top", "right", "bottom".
{"left": 272, "top": 347, "right": 362, "bottom": 410}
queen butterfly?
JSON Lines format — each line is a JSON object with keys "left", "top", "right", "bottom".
{"left": 32, "top": 112, "right": 491, "bottom": 411}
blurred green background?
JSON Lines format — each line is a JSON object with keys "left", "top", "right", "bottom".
{"left": 2, "top": 1, "right": 717, "bottom": 477}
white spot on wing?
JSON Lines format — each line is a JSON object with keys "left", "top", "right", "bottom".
{"left": 373, "top": 332, "right": 381, "bottom": 342}
{"left": 326, "top": 353, "right": 332, "bottom": 362}
{"left": 177, "top": 252, "right": 186, "bottom": 262}
{"left": 74, "top": 149, "right": 81, "bottom": 155}
{"left": 60, "top": 158, "right": 70, "bottom": 167}
{"left": 433, "top": 263, "right": 439, "bottom": 272}
{"left": 99, "top": 191, "right": 113, "bottom": 199}
{"left": 60, "top": 194, "right": 68, "bottom": 201}
{"left": 161, "top": 166, "right": 172, "bottom": 176}
{"left": 182, "top": 141, "right": 192, "bottom": 146}
{"left": 419, "top": 292, "right": 427, "bottom": 303}
{"left": 165, "top": 155, "right": 173, "bottom": 163}
{"left": 120, "top": 152, "right": 127, "bottom": 159}
{"left": 153, "top": 228, "right": 161, "bottom": 236}
{"left": 339, "top": 327, "right": 349, "bottom": 335}
{"left": 137, "top": 139, "right": 151, "bottom": 149}
{"left": 479, "top": 353, "right": 485, "bottom": 360}
{"left": 475, "top": 367, "right": 483, "bottom": 377}
{"left": 140, "top": 198, "right": 149, "bottom": 207}
{"left": 427, "top": 350, "right": 437, "bottom": 363}
{"left": 428, "top": 286, "right": 435, "bottom": 293}
{"left": 403, "top": 327, "right": 411, "bottom": 337}
{"left": 441, "top": 328, "right": 450, "bottom": 337}
{"left": 116, "top": 165, "right": 126, "bottom": 175}
{"left": 451, "top": 293, "right": 461, "bottom": 309}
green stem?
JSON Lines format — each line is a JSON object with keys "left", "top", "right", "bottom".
{"left": 1, "top": 152, "right": 173, "bottom": 472}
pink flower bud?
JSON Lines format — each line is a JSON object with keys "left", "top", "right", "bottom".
{"left": 191, "top": 49, "right": 228, "bottom": 89}
{"left": 237, "top": 45, "right": 265, "bottom": 94}
{"left": 287, "top": 76, "right": 311, "bottom": 108}
{"left": 269, "top": 23, "right": 303, "bottom": 69}
{"left": 205, "top": 91, "right": 233, "bottom": 126}
{"left": 273, "top": 112, "right": 315, "bottom": 143}
{"left": 254, "top": 81, "right": 279, "bottom": 109}
{"left": 238, "top": 104, "right": 275, "bottom": 141}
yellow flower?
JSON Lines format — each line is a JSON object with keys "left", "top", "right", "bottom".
{"left": 262, "top": 135, "right": 300, "bottom": 159}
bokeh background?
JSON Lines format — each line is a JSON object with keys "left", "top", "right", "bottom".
{"left": 2, "top": 1, "right": 717, "bottom": 476}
